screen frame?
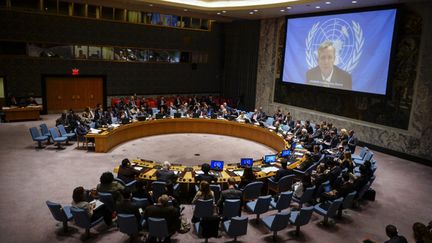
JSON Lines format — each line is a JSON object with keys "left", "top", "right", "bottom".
{"left": 281, "top": 149, "right": 291, "bottom": 157}
{"left": 279, "top": 5, "right": 400, "bottom": 97}
{"left": 264, "top": 154, "right": 277, "bottom": 164}
{"left": 240, "top": 158, "right": 254, "bottom": 167}
{"left": 210, "top": 160, "right": 224, "bottom": 170}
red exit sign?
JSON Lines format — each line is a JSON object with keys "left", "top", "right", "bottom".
{"left": 72, "top": 68, "right": 79, "bottom": 75}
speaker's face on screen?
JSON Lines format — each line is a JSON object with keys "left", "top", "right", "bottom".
{"left": 318, "top": 46, "right": 335, "bottom": 76}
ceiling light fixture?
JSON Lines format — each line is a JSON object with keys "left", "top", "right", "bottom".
{"left": 217, "top": 12, "right": 221, "bottom": 15}
{"left": 253, "top": 9, "right": 258, "bottom": 12}
{"left": 249, "top": 11, "right": 254, "bottom": 14}
{"left": 315, "top": 6, "right": 320, "bottom": 9}
{"left": 222, "top": 10, "right": 227, "bottom": 13}
{"left": 325, "top": 1, "right": 331, "bottom": 4}
{"left": 280, "top": 9, "right": 285, "bottom": 12}
{"left": 149, "top": 4, "right": 153, "bottom": 7}
{"left": 184, "top": 9, "right": 188, "bottom": 11}
{"left": 286, "top": 6, "right": 292, "bottom": 9}
{"left": 352, "top": 0, "right": 357, "bottom": 3}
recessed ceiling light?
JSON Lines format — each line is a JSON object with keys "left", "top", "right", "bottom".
{"left": 315, "top": 6, "right": 321, "bottom": 9}
{"left": 184, "top": 9, "right": 188, "bottom": 11}
{"left": 325, "top": 1, "right": 331, "bottom": 4}
{"left": 217, "top": 12, "right": 221, "bottom": 15}
{"left": 149, "top": 4, "right": 153, "bottom": 7}
{"left": 249, "top": 11, "right": 254, "bottom": 14}
{"left": 280, "top": 9, "right": 285, "bottom": 12}
{"left": 253, "top": 9, "right": 258, "bottom": 12}
{"left": 286, "top": 6, "right": 292, "bottom": 9}
{"left": 222, "top": 10, "right": 227, "bottom": 13}
{"left": 352, "top": 0, "right": 357, "bottom": 3}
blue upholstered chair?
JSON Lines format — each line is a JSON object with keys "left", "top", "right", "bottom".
{"left": 222, "top": 199, "right": 241, "bottom": 220}
{"left": 30, "top": 127, "right": 49, "bottom": 148}
{"left": 261, "top": 211, "right": 290, "bottom": 241}
{"left": 338, "top": 191, "right": 357, "bottom": 217}
{"left": 114, "top": 177, "right": 137, "bottom": 189}
{"left": 223, "top": 216, "right": 248, "bottom": 242}
{"left": 270, "top": 191, "right": 293, "bottom": 212}
{"left": 351, "top": 147, "right": 368, "bottom": 160}
{"left": 241, "top": 181, "right": 264, "bottom": 202}
{"left": 132, "top": 197, "right": 150, "bottom": 210}
{"left": 151, "top": 181, "right": 167, "bottom": 202}
{"left": 194, "top": 216, "right": 220, "bottom": 242}
{"left": 147, "top": 217, "right": 170, "bottom": 242}
{"left": 97, "top": 192, "right": 115, "bottom": 213}
{"left": 49, "top": 127, "right": 68, "bottom": 149}
{"left": 268, "top": 174, "right": 295, "bottom": 194}
{"left": 354, "top": 151, "right": 374, "bottom": 166}
{"left": 193, "top": 199, "right": 214, "bottom": 219}
{"left": 314, "top": 197, "right": 343, "bottom": 225}
{"left": 292, "top": 185, "right": 315, "bottom": 208}
{"left": 210, "top": 184, "right": 221, "bottom": 203}
{"left": 117, "top": 213, "right": 145, "bottom": 240}
{"left": 57, "top": 124, "right": 75, "bottom": 144}
{"left": 245, "top": 195, "right": 272, "bottom": 221}
{"left": 70, "top": 207, "right": 104, "bottom": 238}
{"left": 39, "top": 123, "right": 52, "bottom": 143}
{"left": 289, "top": 206, "right": 314, "bottom": 236}
{"left": 46, "top": 200, "right": 73, "bottom": 233}
{"left": 314, "top": 180, "right": 330, "bottom": 200}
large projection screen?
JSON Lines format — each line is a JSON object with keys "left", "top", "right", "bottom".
{"left": 281, "top": 9, "right": 397, "bottom": 95}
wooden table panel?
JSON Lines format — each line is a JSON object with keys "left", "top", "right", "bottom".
{"left": 2, "top": 106, "right": 42, "bottom": 122}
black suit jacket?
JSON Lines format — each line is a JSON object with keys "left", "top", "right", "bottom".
{"left": 273, "top": 169, "right": 293, "bottom": 182}
{"left": 217, "top": 188, "right": 242, "bottom": 213}
{"left": 306, "top": 66, "right": 352, "bottom": 90}
{"left": 156, "top": 169, "right": 178, "bottom": 185}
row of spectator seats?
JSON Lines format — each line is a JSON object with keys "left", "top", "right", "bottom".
{"left": 29, "top": 124, "right": 75, "bottom": 149}
{"left": 46, "top": 171, "right": 375, "bottom": 241}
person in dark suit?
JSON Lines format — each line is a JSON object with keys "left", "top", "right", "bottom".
{"left": 217, "top": 178, "right": 242, "bottom": 215}
{"left": 296, "top": 152, "right": 314, "bottom": 171}
{"left": 117, "top": 158, "right": 139, "bottom": 184}
{"left": 347, "top": 130, "right": 358, "bottom": 154}
{"left": 306, "top": 41, "right": 352, "bottom": 90}
{"left": 271, "top": 158, "right": 293, "bottom": 182}
{"left": 116, "top": 188, "right": 144, "bottom": 229}
{"left": 239, "top": 166, "right": 257, "bottom": 189}
{"left": 144, "top": 194, "right": 181, "bottom": 238}
{"left": 156, "top": 161, "right": 178, "bottom": 196}
{"left": 195, "top": 163, "right": 217, "bottom": 184}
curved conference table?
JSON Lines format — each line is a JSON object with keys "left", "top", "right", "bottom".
{"left": 91, "top": 118, "right": 309, "bottom": 184}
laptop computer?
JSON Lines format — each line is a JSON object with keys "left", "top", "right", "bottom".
{"left": 281, "top": 149, "right": 291, "bottom": 158}
{"left": 264, "top": 154, "right": 277, "bottom": 165}
{"left": 240, "top": 158, "right": 254, "bottom": 167}
{"left": 210, "top": 160, "right": 224, "bottom": 171}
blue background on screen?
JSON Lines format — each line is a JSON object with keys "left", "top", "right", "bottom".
{"left": 241, "top": 158, "right": 254, "bottom": 167}
{"left": 264, "top": 155, "right": 277, "bottom": 163}
{"left": 282, "top": 9, "right": 396, "bottom": 95}
{"left": 281, "top": 150, "right": 291, "bottom": 157}
{"left": 211, "top": 160, "right": 224, "bottom": 170}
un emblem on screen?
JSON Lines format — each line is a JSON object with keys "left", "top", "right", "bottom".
{"left": 306, "top": 18, "right": 364, "bottom": 74}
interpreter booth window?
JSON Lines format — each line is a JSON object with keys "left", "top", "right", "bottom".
{"left": 43, "top": 0, "right": 58, "bottom": 14}
{"left": 88, "top": 46, "right": 101, "bottom": 59}
{"left": 142, "top": 12, "right": 152, "bottom": 24}
{"left": 87, "top": 5, "right": 99, "bottom": 18}
{"left": 58, "top": 1, "right": 71, "bottom": 16}
{"left": 10, "top": 0, "right": 40, "bottom": 11}
{"left": 102, "top": 47, "right": 114, "bottom": 60}
{"left": 201, "top": 20, "right": 209, "bottom": 30}
{"left": 168, "top": 51, "right": 180, "bottom": 63}
{"left": 0, "top": 77, "right": 4, "bottom": 100}
{"left": 114, "top": 8, "right": 125, "bottom": 21}
{"left": 74, "top": 45, "right": 88, "bottom": 59}
{"left": 137, "top": 50, "right": 149, "bottom": 62}
{"left": 101, "top": 7, "right": 114, "bottom": 20}
{"left": 127, "top": 10, "right": 141, "bottom": 23}
{"left": 183, "top": 17, "right": 191, "bottom": 28}
{"left": 73, "top": 3, "right": 86, "bottom": 17}
{"left": 191, "top": 18, "right": 200, "bottom": 29}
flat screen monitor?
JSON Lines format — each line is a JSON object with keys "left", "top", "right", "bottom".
{"left": 281, "top": 9, "right": 397, "bottom": 95}
{"left": 210, "top": 160, "right": 224, "bottom": 171}
{"left": 291, "top": 142, "right": 297, "bottom": 151}
{"left": 281, "top": 150, "right": 291, "bottom": 157}
{"left": 240, "top": 158, "right": 254, "bottom": 167}
{"left": 264, "top": 154, "right": 277, "bottom": 164}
